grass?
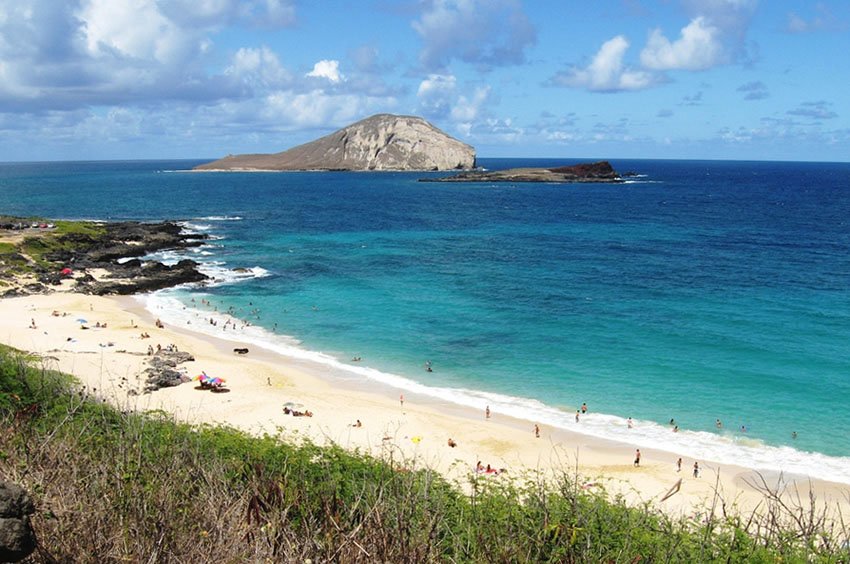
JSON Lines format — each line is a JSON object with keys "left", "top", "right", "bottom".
{"left": 1, "top": 346, "right": 848, "bottom": 562}
{"left": 0, "top": 219, "right": 106, "bottom": 276}
{"left": 52, "top": 220, "right": 106, "bottom": 238}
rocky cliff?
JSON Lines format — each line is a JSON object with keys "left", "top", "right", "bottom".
{"left": 194, "top": 114, "right": 476, "bottom": 172}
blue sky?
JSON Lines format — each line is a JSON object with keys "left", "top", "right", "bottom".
{"left": 0, "top": 0, "right": 848, "bottom": 162}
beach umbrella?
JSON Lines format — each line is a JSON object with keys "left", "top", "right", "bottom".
{"left": 282, "top": 401, "right": 304, "bottom": 409}
{"left": 76, "top": 318, "right": 88, "bottom": 324}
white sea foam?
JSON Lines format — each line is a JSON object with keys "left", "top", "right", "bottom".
{"left": 181, "top": 222, "right": 213, "bottom": 232}
{"left": 140, "top": 289, "right": 850, "bottom": 486}
{"left": 199, "top": 264, "right": 271, "bottom": 287}
{"left": 198, "top": 215, "right": 243, "bottom": 221}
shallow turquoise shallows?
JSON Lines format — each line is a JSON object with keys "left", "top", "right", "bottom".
{"left": 2, "top": 158, "right": 849, "bottom": 482}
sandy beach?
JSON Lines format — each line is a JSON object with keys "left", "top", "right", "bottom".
{"left": 4, "top": 291, "right": 849, "bottom": 522}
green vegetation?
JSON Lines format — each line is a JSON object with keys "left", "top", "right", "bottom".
{"left": 1, "top": 347, "right": 847, "bottom": 562}
{"left": 52, "top": 220, "right": 106, "bottom": 238}
{"left": 0, "top": 218, "right": 105, "bottom": 277}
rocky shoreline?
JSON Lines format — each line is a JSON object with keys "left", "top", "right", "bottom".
{"left": 421, "top": 160, "right": 625, "bottom": 183}
{"left": 0, "top": 218, "right": 209, "bottom": 297}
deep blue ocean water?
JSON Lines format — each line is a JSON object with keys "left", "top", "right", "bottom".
{"left": 2, "top": 158, "right": 849, "bottom": 482}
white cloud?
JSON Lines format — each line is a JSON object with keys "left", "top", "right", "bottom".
{"left": 785, "top": 5, "right": 845, "bottom": 34}
{"left": 79, "top": 0, "right": 194, "bottom": 64}
{"left": 551, "top": 35, "right": 655, "bottom": 92}
{"left": 416, "top": 74, "right": 493, "bottom": 127}
{"left": 226, "top": 47, "right": 292, "bottom": 90}
{"left": 451, "top": 85, "right": 490, "bottom": 122}
{"left": 417, "top": 74, "right": 456, "bottom": 98}
{"left": 462, "top": 117, "right": 524, "bottom": 143}
{"left": 412, "top": 0, "right": 536, "bottom": 70}
{"left": 416, "top": 74, "right": 456, "bottom": 117}
{"left": 640, "top": 17, "right": 723, "bottom": 71}
{"left": 159, "top": 0, "right": 296, "bottom": 28}
{"left": 306, "top": 60, "right": 343, "bottom": 83}
{"left": 260, "top": 0, "right": 297, "bottom": 27}
{"left": 0, "top": 0, "right": 303, "bottom": 112}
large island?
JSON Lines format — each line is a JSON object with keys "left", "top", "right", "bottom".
{"left": 194, "top": 114, "right": 476, "bottom": 172}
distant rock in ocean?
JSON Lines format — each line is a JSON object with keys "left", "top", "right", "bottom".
{"left": 421, "top": 161, "right": 623, "bottom": 184}
{"left": 194, "top": 114, "right": 476, "bottom": 172}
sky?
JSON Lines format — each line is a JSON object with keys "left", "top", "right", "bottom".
{"left": 0, "top": 0, "right": 848, "bottom": 162}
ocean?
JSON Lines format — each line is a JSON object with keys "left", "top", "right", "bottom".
{"left": 2, "top": 158, "right": 849, "bottom": 483}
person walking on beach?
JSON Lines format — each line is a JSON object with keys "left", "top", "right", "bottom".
{"left": 575, "top": 410, "right": 580, "bottom": 423}
{"left": 634, "top": 449, "right": 641, "bottom": 467}
{"left": 693, "top": 461, "right": 700, "bottom": 478}
{"left": 400, "top": 393, "right": 404, "bottom": 408}
{"left": 676, "top": 457, "right": 682, "bottom": 472}
{"left": 485, "top": 405, "right": 490, "bottom": 419}
{"left": 627, "top": 417, "right": 633, "bottom": 428}
{"left": 534, "top": 424, "right": 540, "bottom": 438}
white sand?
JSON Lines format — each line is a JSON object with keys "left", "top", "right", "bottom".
{"left": 3, "top": 292, "right": 849, "bottom": 522}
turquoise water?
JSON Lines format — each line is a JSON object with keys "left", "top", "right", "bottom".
{"left": 2, "top": 158, "right": 849, "bottom": 482}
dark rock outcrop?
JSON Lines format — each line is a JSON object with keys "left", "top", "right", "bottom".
{"left": 78, "top": 259, "right": 208, "bottom": 295}
{"left": 0, "top": 482, "right": 36, "bottom": 562}
{"left": 143, "top": 349, "right": 195, "bottom": 393}
{"left": 422, "top": 160, "right": 623, "bottom": 184}
{"left": 194, "top": 114, "right": 476, "bottom": 172}
{"left": 2, "top": 220, "right": 210, "bottom": 297}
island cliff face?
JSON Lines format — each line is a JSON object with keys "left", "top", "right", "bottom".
{"left": 194, "top": 114, "right": 476, "bottom": 172}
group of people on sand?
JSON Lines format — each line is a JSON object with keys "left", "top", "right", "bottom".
{"left": 475, "top": 461, "right": 503, "bottom": 476}
{"left": 283, "top": 406, "right": 313, "bottom": 417}
{"left": 634, "top": 449, "right": 701, "bottom": 478}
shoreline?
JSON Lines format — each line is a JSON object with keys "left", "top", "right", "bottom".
{"left": 140, "top": 289, "right": 850, "bottom": 486}
{"left": 3, "top": 291, "right": 849, "bottom": 521}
